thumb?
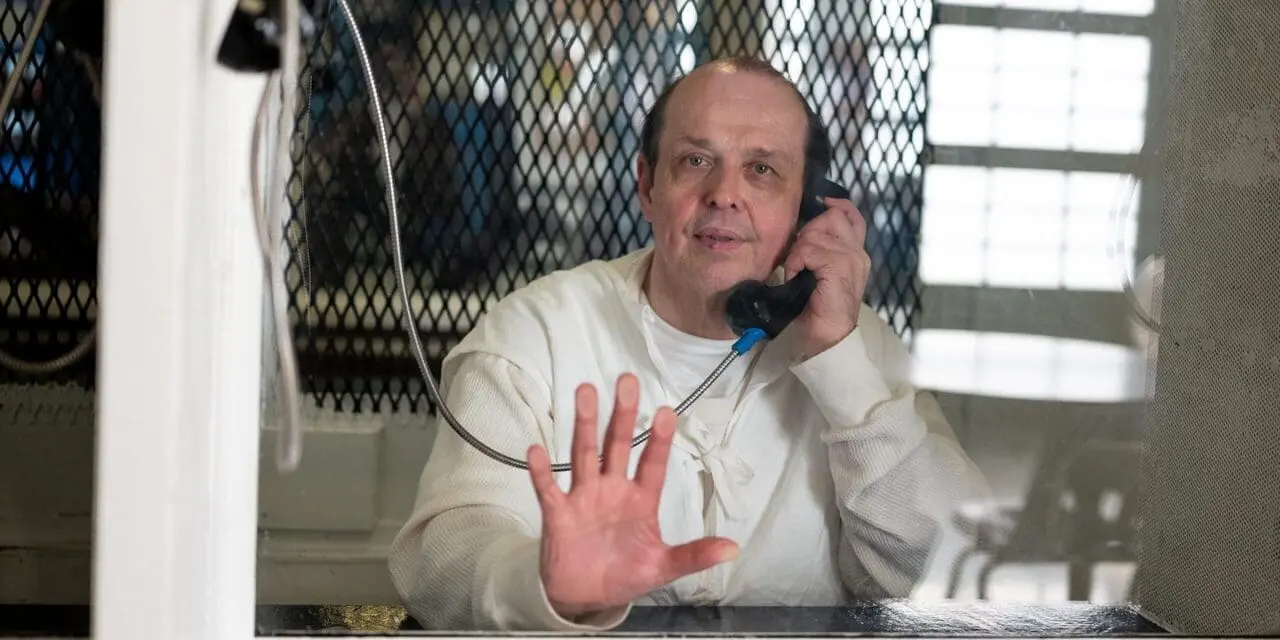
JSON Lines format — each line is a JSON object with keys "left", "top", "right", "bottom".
{"left": 783, "top": 245, "right": 809, "bottom": 282}
{"left": 661, "top": 537, "right": 739, "bottom": 582}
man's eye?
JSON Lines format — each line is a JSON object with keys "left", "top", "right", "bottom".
{"left": 752, "top": 163, "right": 772, "bottom": 175}
{"left": 686, "top": 156, "right": 706, "bottom": 167}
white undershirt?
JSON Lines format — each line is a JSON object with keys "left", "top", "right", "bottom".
{"left": 643, "top": 308, "right": 757, "bottom": 518}
{"left": 643, "top": 307, "right": 753, "bottom": 402}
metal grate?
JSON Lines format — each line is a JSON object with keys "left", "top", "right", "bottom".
{"left": 288, "top": 0, "right": 930, "bottom": 413}
{"left": 0, "top": 1, "right": 102, "bottom": 388}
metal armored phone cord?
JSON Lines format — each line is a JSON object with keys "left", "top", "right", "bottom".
{"left": 249, "top": 0, "right": 305, "bottom": 472}
{"left": 332, "top": 0, "right": 768, "bottom": 472}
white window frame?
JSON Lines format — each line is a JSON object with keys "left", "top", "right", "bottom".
{"left": 93, "top": 0, "right": 265, "bottom": 638}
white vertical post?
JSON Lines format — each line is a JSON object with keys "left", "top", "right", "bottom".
{"left": 93, "top": 0, "right": 266, "bottom": 639}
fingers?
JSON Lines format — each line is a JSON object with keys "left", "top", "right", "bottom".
{"left": 824, "top": 197, "right": 867, "bottom": 245}
{"left": 571, "top": 383, "right": 600, "bottom": 489}
{"left": 527, "top": 444, "right": 564, "bottom": 510}
{"left": 786, "top": 199, "right": 866, "bottom": 282}
{"left": 800, "top": 207, "right": 857, "bottom": 247}
{"left": 783, "top": 243, "right": 809, "bottom": 281}
{"left": 662, "top": 537, "right": 740, "bottom": 584}
{"left": 802, "top": 199, "right": 866, "bottom": 249}
{"left": 601, "top": 374, "right": 641, "bottom": 476}
{"left": 634, "top": 406, "right": 676, "bottom": 495}
{"left": 784, "top": 233, "right": 847, "bottom": 280}
{"left": 789, "top": 194, "right": 877, "bottom": 278}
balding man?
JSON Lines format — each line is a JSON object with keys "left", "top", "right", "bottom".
{"left": 388, "top": 56, "right": 987, "bottom": 631}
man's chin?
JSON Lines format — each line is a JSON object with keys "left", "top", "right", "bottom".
{"left": 661, "top": 251, "right": 768, "bottom": 292}
{"left": 693, "top": 265, "right": 763, "bottom": 297}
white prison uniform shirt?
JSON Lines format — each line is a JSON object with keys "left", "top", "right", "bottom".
{"left": 387, "top": 247, "right": 986, "bottom": 631}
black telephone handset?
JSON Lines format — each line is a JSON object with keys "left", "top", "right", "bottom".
{"left": 725, "top": 178, "right": 852, "bottom": 341}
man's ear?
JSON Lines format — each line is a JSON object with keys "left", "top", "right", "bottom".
{"left": 636, "top": 155, "right": 654, "bottom": 221}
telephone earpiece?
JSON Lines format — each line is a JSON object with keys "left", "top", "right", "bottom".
{"left": 725, "top": 178, "right": 852, "bottom": 340}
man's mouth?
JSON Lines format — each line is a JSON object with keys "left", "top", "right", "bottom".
{"left": 693, "top": 230, "right": 744, "bottom": 251}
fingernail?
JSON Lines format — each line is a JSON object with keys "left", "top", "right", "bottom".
{"left": 655, "top": 408, "right": 675, "bottom": 435}
{"left": 617, "top": 374, "right": 638, "bottom": 403}
{"left": 576, "top": 385, "right": 594, "bottom": 412}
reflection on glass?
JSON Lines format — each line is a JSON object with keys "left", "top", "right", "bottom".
{"left": 249, "top": 0, "right": 1164, "bottom": 635}
{"left": 23, "top": 0, "right": 1280, "bottom": 637}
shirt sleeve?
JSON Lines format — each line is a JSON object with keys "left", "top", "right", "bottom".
{"left": 789, "top": 306, "right": 991, "bottom": 599}
{"left": 387, "top": 351, "right": 632, "bottom": 631}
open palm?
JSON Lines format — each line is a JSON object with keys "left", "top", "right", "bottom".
{"left": 527, "top": 374, "right": 739, "bottom": 619}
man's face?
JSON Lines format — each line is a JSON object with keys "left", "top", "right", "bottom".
{"left": 637, "top": 69, "right": 809, "bottom": 298}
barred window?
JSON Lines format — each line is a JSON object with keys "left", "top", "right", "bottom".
{"left": 921, "top": 1, "right": 1153, "bottom": 292}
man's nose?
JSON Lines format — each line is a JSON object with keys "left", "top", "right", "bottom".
{"left": 704, "top": 167, "right": 742, "bottom": 210}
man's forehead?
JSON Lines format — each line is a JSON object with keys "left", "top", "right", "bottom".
{"left": 662, "top": 70, "right": 808, "bottom": 156}
{"left": 669, "top": 68, "right": 805, "bottom": 113}
{"left": 671, "top": 134, "right": 795, "bottom": 159}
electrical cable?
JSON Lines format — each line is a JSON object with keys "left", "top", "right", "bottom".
{"left": 249, "top": 0, "right": 305, "bottom": 472}
{"left": 302, "top": 0, "right": 770, "bottom": 472}
{"left": 272, "top": 0, "right": 303, "bottom": 472}
{"left": 0, "top": 0, "right": 101, "bottom": 376}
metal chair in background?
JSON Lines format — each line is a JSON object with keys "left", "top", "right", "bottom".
{"left": 946, "top": 437, "right": 1143, "bottom": 601}
{"left": 945, "top": 439, "right": 1071, "bottom": 600}
{"left": 1058, "top": 438, "right": 1144, "bottom": 600}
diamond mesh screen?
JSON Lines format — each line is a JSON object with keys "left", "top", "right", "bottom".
{"left": 288, "top": 0, "right": 930, "bottom": 413}
{"left": 0, "top": 3, "right": 101, "bottom": 387}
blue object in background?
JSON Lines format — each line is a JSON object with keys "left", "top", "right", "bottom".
{"left": 421, "top": 96, "right": 513, "bottom": 247}
{"left": 0, "top": 36, "right": 46, "bottom": 192}
{"left": 0, "top": 31, "right": 99, "bottom": 200}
